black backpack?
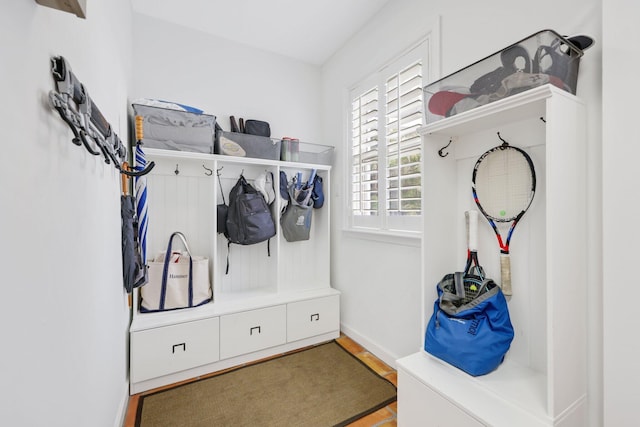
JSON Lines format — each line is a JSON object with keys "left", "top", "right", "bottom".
{"left": 224, "top": 174, "right": 276, "bottom": 273}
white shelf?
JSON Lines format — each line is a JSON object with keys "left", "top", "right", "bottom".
{"left": 144, "top": 147, "right": 332, "bottom": 171}
{"left": 131, "top": 263, "right": 339, "bottom": 333}
{"left": 419, "top": 85, "right": 574, "bottom": 137}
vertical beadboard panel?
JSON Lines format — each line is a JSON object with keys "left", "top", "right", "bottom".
{"left": 146, "top": 160, "right": 214, "bottom": 275}
{"left": 143, "top": 156, "right": 330, "bottom": 301}
{"left": 277, "top": 168, "right": 331, "bottom": 292}
{"left": 214, "top": 163, "right": 278, "bottom": 297}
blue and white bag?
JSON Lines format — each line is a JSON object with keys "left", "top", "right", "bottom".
{"left": 140, "top": 232, "right": 212, "bottom": 312}
{"left": 424, "top": 272, "right": 514, "bottom": 376}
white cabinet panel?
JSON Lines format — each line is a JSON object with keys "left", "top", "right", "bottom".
{"left": 130, "top": 317, "right": 219, "bottom": 383}
{"left": 287, "top": 295, "right": 340, "bottom": 342}
{"left": 398, "top": 368, "right": 482, "bottom": 427}
{"left": 220, "top": 305, "right": 286, "bottom": 359}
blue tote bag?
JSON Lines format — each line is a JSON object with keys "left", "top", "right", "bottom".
{"left": 424, "top": 272, "right": 514, "bottom": 376}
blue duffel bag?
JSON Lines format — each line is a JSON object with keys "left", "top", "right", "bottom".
{"left": 424, "top": 271, "right": 514, "bottom": 376}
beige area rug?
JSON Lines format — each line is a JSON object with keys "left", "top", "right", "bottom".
{"left": 135, "top": 341, "right": 396, "bottom": 427}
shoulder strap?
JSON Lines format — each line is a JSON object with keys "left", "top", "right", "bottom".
{"left": 454, "top": 271, "right": 466, "bottom": 300}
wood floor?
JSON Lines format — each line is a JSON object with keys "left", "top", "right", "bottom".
{"left": 124, "top": 334, "right": 397, "bottom": 427}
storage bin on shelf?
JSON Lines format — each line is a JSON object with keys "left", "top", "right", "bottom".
{"left": 281, "top": 139, "right": 334, "bottom": 165}
{"left": 424, "top": 29, "right": 584, "bottom": 124}
{"left": 132, "top": 103, "right": 216, "bottom": 154}
{"left": 215, "top": 131, "right": 281, "bottom": 160}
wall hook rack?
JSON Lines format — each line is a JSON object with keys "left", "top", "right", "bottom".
{"left": 48, "top": 55, "right": 154, "bottom": 178}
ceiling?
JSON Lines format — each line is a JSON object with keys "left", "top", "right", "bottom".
{"left": 131, "top": 0, "right": 391, "bottom": 65}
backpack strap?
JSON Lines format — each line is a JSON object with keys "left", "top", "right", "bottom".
{"left": 226, "top": 240, "right": 231, "bottom": 275}
{"left": 266, "top": 172, "right": 274, "bottom": 258}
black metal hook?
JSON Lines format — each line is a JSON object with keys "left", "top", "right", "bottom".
{"left": 203, "top": 164, "right": 213, "bottom": 176}
{"left": 175, "top": 164, "right": 180, "bottom": 175}
{"left": 438, "top": 138, "right": 452, "bottom": 158}
{"left": 78, "top": 130, "right": 102, "bottom": 156}
{"left": 124, "top": 161, "right": 155, "bottom": 177}
{"left": 497, "top": 132, "right": 509, "bottom": 146}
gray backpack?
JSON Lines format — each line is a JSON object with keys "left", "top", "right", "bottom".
{"left": 225, "top": 174, "right": 276, "bottom": 272}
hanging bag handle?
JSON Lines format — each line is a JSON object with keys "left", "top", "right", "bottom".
{"left": 159, "top": 232, "right": 193, "bottom": 310}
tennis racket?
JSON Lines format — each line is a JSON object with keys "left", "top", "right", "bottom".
{"left": 472, "top": 140, "right": 536, "bottom": 296}
{"left": 452, "top": 210, "right": 487, "bottom": 305}
{"left": 464, "top": 210, "right": 484, "bottom": 279}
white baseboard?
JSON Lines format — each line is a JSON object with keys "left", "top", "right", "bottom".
{"left": 115, "top": 382, "right": 130, "bottom": 427}
{"left": 340, "top": 323, "right": 400, "bottom": 370}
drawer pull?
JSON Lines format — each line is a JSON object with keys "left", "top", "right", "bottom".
{"left": 310, "top": 313, "right": 320, "bottom": 322}
{"left": 172, "top": 343, "right": 186, "bottom": 353}
{"left": 250, "top": 326, "right": 261, "bottom": 335}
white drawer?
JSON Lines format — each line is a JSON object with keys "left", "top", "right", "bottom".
{"left": 130, "top": 317, "right": 219, "bottom": 383}
{"left": 220, "top": 305, "right": 286, "bottom": 359}
{"left": 287, "top": 295, "right": 340, "bottom": 342}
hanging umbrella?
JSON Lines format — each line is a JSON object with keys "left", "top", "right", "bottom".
{"left": 121, "top": 162, "right": 147, "bottom": 293}
{"left": 134, "top": 116, "right": 149, "bottom": 265}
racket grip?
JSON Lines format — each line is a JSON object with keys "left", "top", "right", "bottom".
{"left": 466, "top": 210, "right": 479, "bottom": 251}
{"left": 500, "top": 254, "right": 512, "bottom": 296}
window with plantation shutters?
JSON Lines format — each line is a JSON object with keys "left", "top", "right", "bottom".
{"left": 351, "top": 87, "right": 379, "bottom": 218}
{"left": 349, "top": 40, "right": 428, "bottom": 233}
{"left": 385, "top": 61, "right": 422, "bottom": 217}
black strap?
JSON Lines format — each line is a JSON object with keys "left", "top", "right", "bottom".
{"left": 217, "top": 169, "right": 226, "bottom": 205}
{"left": 226, "top": 240, "right": 231, "bottom": 275}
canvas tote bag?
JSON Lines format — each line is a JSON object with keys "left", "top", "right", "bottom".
{"left": 280, "top": 180, "right": 313, "bottom": 242}
{"left": 140, "top": 232, "right": 212, "bottom": 312}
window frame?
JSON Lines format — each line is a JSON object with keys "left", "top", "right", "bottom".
{"left": 346, "top": 34, "right": 437, "bottom": 237}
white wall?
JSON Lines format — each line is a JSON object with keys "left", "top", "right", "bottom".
{"left": 321, "top": 0, "right": 602, "bottom": 423}
{"left": 5, "top": 1, "right": 631, "bottom": 426}
{"left": 0, "top": 2, "right": 133, "bottom": 426}
{"left": 131, "top": 13, "right": 322, "bottom": 143}
{"left": 602, "top": 1, "right": 640, "bottom": 426}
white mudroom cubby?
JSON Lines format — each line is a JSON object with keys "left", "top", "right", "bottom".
{"left": 397, "top": 85, "right": 587, "bottom": 427}
{"left": 129, "top": 148, "right": 339, "bottom": 394}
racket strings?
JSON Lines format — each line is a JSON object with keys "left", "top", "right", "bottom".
{"left": 475, "top": 149, "right": 534, "bottom": 220}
